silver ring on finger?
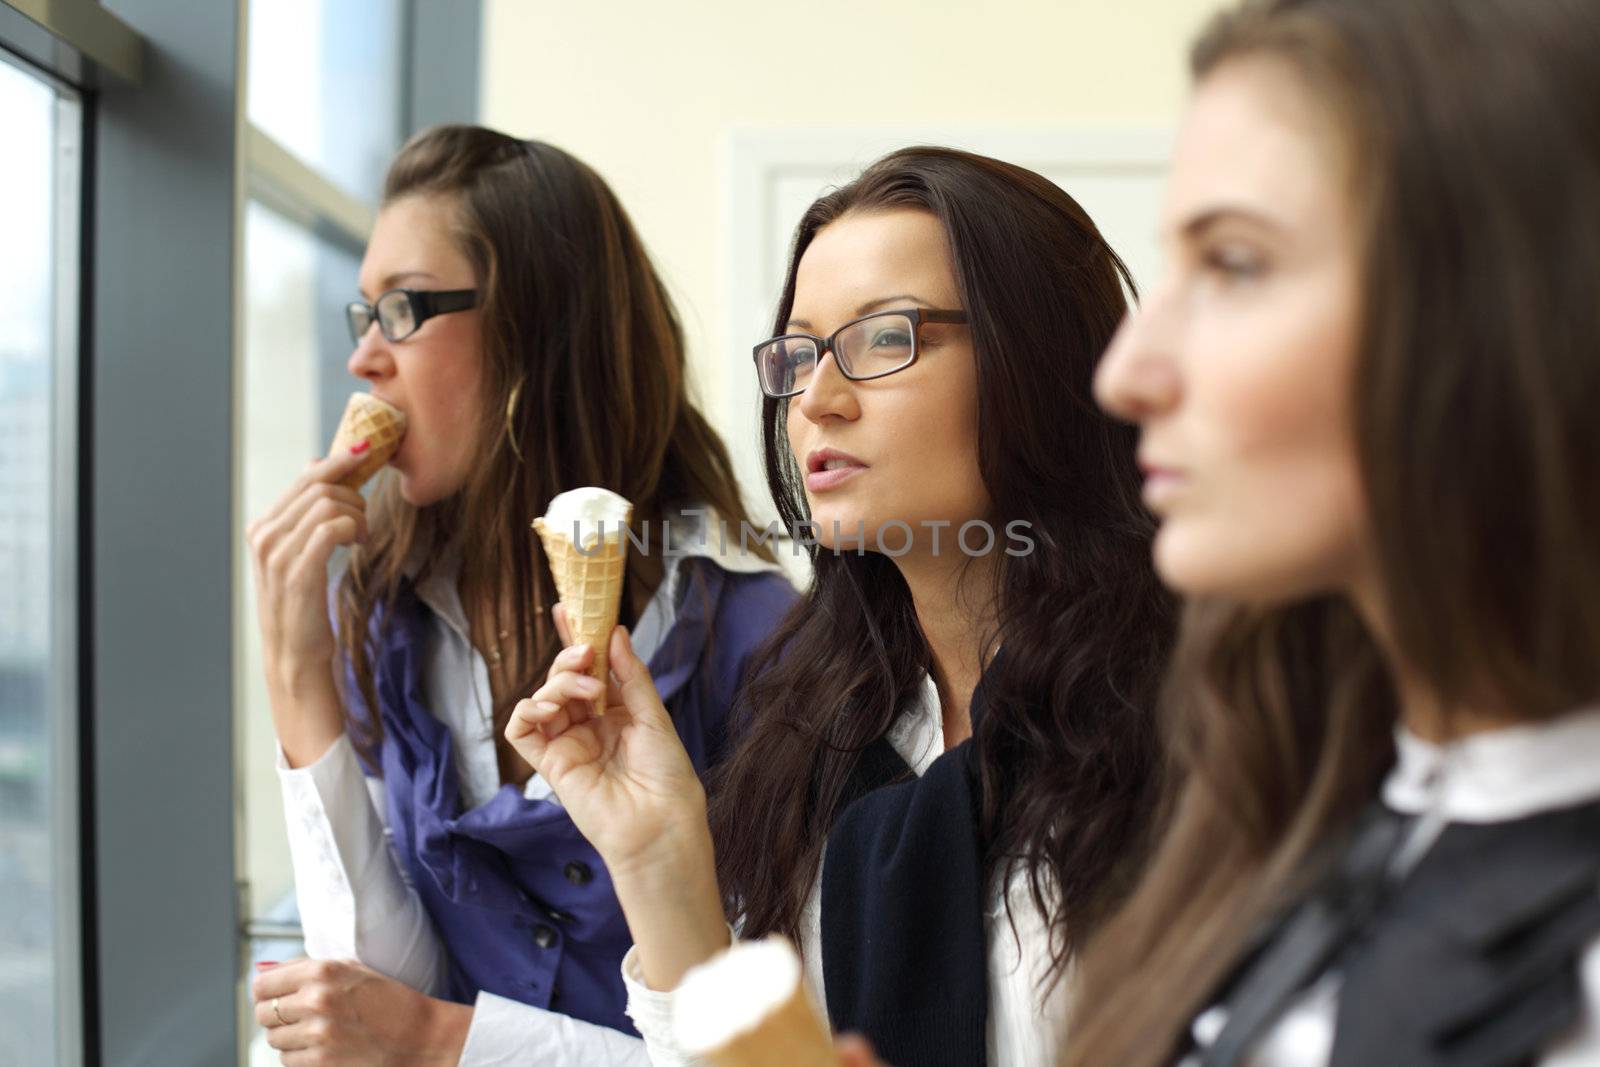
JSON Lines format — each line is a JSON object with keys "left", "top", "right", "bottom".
{"left": 272, "top": 996, "right": 288, "bottom": 1027}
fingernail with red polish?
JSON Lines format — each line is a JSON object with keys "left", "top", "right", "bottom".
{"left": 255, "top": 961, "right": 278, "bottom": 969}
{"left": 349, "top": 440, "right": 371, "bottom": 455}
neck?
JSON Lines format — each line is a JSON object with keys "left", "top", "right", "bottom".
{"left": 893, "top": 546, "right": 1000, "bottom": 749}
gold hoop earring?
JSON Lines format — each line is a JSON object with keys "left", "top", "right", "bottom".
{"left": 504, "top": 381, "right": 525, "bottom": 463}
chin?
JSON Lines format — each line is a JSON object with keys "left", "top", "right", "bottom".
{"left": 395, "top": 455, "right": 474, "bottom": 509}
{"left": 394, "top": 470, "right": 438, "bottom": 508}
{"left": 396, "top": 480, "right": 424, "bottom": 507}
{"left": 1153, "top": 525, "right": 1328, "bottom": 606}
{"left": 806, "top": 503, "right": 871, "bottom": 547}
{"left": 1153, "top": 524, "right": 1248, "bottom": 598}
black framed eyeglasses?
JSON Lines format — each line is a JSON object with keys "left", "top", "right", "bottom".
{"left": 346, "top": 287, "right": 479, "bottom": 344}
{"left": 752, "top": 307, "right": 968, "bottom": 399}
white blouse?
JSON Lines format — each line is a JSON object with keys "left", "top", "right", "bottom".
{"left": 1184, "top": 705, "right": 1600, "bottom": 1067}
{"left": 276, "top": 517, "right": 786, "bottom": 1066}
{"left": 621, "top": 673, "right": 1074, "bottom": 1067}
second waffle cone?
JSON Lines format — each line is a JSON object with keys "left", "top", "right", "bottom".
{"left": 533, "top": 515, "right": 630, "bottom": 684}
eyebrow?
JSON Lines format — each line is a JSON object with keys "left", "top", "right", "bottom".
{"left": 359, "top": 270, "right": 439, "bottom": 300}
{"left": 1176, "top": 206, "right": 1286, "bottom": 242}
{"left": 788, "top": 293, "right": 930, "bottom": 331}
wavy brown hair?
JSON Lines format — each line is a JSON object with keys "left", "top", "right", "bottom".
{"left": 336, "top": 125, "right": 770, "bottom": 767}
{"left": 1064, "top": 2, "right": 1600, "bottom": 1064}
{"left": 706, "top": 147, "right": 1178, "bottom": 986}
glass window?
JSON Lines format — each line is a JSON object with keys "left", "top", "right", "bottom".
{"left": 239, "top": 200, "right": 364, "bottom": 918}
{"left": 238, "top": 200, "right": 363, "bottom": 1061}
{"left": 0, "top": 53, "right": 80, "bottom": 1067}
{"left": 247, "top": 0, "right": 406, "bottom": 202}
{"left": 241, "top": 7, "right": 406, "bottom": 1061}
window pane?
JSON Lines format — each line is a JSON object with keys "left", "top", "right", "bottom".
{"left": 240, "top": 199, "right": 363, "bottom": 908}
{"left": 247, "top": 0, "right": 405, "bottom": 202}
{"left": 237, "top": 201, "right": 363, "bottom": 1016}
{"left": 0, "top": 55, "right": 76, "bottom": 1067}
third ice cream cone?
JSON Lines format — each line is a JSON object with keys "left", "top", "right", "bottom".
{"left": 673, "top": 936, "right": 839, "bottom": 1067}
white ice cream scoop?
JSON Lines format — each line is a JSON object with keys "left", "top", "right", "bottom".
{"left": 542, "top": 486, "right": 632, "bottom": 548}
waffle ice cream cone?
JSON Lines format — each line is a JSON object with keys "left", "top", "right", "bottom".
{"left": 533, "top": 488, "right": 633, "bottom": 684}
{"left": 673, "top": 936, "right": 838, "bottom": 1067}
{"left": 329, "top": 392, "right": 407, "bottom": 490}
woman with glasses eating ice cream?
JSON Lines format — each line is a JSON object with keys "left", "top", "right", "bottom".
{"left": 245, "top": 125, "right": 795, "bottom": 1065}
{"left": 507, "top": 145, "right": 1177, "bottom": 1065}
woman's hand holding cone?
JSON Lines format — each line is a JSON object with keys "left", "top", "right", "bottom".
{"left": 505, "top": 605, "right": 731, "bottom": 990}
{"left": 506, "top": 606, "right": 706, "bottom": 878}
{"left": 246, "top": 446, "right": 372, "bottom": 767}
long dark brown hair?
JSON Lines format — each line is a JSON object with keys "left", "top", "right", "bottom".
{"left": 706, "top": 146, "right": 1178, "bottom": 985}
{"left": 1064, "top": 2, "right": 1600, "bottom": 1064}
{"left": 336, "top": 125, "right": 770, "bottom": 766}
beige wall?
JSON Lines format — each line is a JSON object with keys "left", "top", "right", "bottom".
{"left": 483, "top": 0, "right": 1225, "bottom": 482}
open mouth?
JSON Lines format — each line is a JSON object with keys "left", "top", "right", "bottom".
{"left": 805, "top": 448, "right": 868, "bottom": 492}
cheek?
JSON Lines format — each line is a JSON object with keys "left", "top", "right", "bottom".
{"left": 396, "top": 330, "right": 486, "bottom": 493}
{"left": 1161, "top": 296, "right": 1368, "bottom": 600}
{"left": 784, "top": 402, "right": 807, "bottom": 462}
{"left": 413, "top": 365, "right": 480, "bottom": 448}
{"left": 874, "top": 363, "right": 988, "bottom": 522}
{"left": 1154, "top": 454, "right": 1366, "bottom": 603}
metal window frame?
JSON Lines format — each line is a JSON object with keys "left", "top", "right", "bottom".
{"left": 51, "top": 77, "right": 86, "bottom": 1067}
{"left": 0, "top": 0, "right": 143, "bottom": 84}
{"left": 84, "top": 0, "right": 244, "bottom": 1060}
{"left": 244, "top": 125, "right": 376, "bottom": 252}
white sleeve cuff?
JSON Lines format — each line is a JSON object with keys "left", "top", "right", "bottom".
{"left": 459, "top": 991, "right": 651, "bottom": 1067}
{"left": 620, "top": 943, "right": 680, "bottom": 1047}
{"left": 619, "top": 929, "right": 738, "bottom": 1067}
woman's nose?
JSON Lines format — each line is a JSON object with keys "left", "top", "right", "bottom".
{"left": 795, "top": 350, "right": 859, "bottom": 423}
{"left": 1094, "top": 305, "right": 1181, "bottom": 423}
{"left": 346, "top": 323, "right": 393, "bottom": 382}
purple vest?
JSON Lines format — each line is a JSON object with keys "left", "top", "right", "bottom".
{"left": 352, "top": 558, "right": 795, "bottom": 1034}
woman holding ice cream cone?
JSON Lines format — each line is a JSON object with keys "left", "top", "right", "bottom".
{"left": 245, "top": 125, "right": 795, "bottom": 1064}
{"left": 508, "top": 147, "right": 1176, "bottom": 1065}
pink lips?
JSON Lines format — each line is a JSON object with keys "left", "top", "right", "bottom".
{"left": 806, "top": 447, "right": 868, "bottom": 493}
{"left": 1137, "top": 457, "right": 1185, "bottom": 509}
